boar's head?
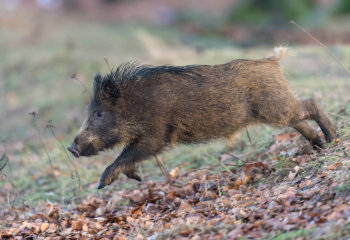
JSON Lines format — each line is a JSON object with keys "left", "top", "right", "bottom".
{"left": 67, "top": 71, "right": 131, "bottom": 158}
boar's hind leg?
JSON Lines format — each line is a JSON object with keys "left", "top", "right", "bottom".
{"left": 290, "top": 98, "right": 337, "bottom": 149}
{"left": 292, "top": 121, "right": 323, "bottom": 149}
{"left": 301, "top": 98, "right": 337, "bottom": 143}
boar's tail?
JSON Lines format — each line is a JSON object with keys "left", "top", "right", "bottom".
{"left": 267, "top": 46, "right": 288, "bottom": 61}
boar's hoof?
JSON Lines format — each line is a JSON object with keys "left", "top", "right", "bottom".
{"left": 97, "top": 181, "right": 106, "bottom": 189}
{"left": 97, "top": 165, "right": 122, "bottom": 189}
{"left": 97, "top": 176, "right": 115, "bottom": 189}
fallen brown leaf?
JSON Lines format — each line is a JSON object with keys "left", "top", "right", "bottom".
{"left": 135, "top": 234, "right": 144, "bottom": 240}
{"left": 276, "top": 132, "right": 298, "bottom": 144}
{"left": 177, "top": 201, "right": 195, "bottom": 214}
{"left": 327, "top": 162, "right": 342, "bottom": 170}
{"left": 244, "top": 162, "right": 269, "bottom": 177}
{"left": 234, "top": 175, "right": 251, "bottom": 186}
{"left": 288, "top": 166, "right": 300, "bottom": 180}
{"left": 72, "top": 221, "right": 83, "bottom": 231}
{"left": 46, "top": 203, "right": 59, "bottom": 219}
{"left": 40, "top": 223, "right": 49, "bottom": 232}
{"left": 169, "top": 166, "right": 182, "bottom": 180}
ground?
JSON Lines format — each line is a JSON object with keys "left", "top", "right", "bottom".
{"left": 1, "top": 11, "right": 350, "bottom": 240}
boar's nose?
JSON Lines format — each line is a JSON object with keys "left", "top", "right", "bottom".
{"left": 67, "top": 143, "right": 80, "bottom": 158}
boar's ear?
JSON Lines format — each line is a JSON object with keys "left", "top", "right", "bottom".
{"left": 101, "top": 77, "right": 120, "bottom": 100}
{"left": 93, "top": 73, "right": 102, "bottom": 92}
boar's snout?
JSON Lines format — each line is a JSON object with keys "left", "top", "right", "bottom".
{"left": 67, "top": 142, "right": 80, "bottom": 158}
{"left": 68, "top": 135, "right": 99, "bottom": 157}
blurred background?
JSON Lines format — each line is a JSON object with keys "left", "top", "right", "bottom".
{"left": 1, "top": 0, "right": 350, "bottom": 210}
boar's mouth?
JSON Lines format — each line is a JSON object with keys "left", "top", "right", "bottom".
{"left": 67, "top": 143, "right": 80, "bottom": 158}
{"left": 79, "top": 143, "right": 99, "bottom": 157}
{"left": 67, "top": 146, "right": 80, "bottom": 158}
{"left": 67, "top": 143, "right": 98, "bottom": 158}
{"left": 67, "top": 135, "right": 122, "bottom": 158}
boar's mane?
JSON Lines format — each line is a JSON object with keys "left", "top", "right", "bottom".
{"left": 93, "top": 62, "right": 203, "bottom": 97}
{"left": 89, "top": 62, "right": 204, "bottom": 110}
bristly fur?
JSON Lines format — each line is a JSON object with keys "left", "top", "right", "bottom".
{"left": 99, "top": 62, "right": 203, "bottom": 91}
{"left": 70, "top": 47, "right": 337, "bottom": 189}
{"left": 272, "top": 46, "right": 288, "bottom": 60}
{"left": 90, "top": 62, "right": 204, "bottom": 110}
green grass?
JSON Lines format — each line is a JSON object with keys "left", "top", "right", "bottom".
{"left": 276, "top": 157, "right": 291, "bottom": 169}
{"left": 269, "top": 228, "right": 314, "bottom": 240}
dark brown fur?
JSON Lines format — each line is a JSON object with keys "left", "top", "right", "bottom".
{"left": 67, "top": 48, "right": 337, "bottom": 189}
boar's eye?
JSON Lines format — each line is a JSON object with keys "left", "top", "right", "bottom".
{"left": 96, "top": 111, "right": 103, "bottom": 118}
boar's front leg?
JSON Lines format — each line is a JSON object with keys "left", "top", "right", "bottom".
{"left": 97, "top": 143, "right": 140, "bottom": 189}
{"left": 97, "top": 141, "right": 163, "bottom": 189}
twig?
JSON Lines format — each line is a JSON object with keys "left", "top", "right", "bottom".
{"left": 216, "top": 159, "right": 234, "bottom": 175}
{"left": 202, "top": 174, "right": 208, "bottom": 198}
{"left": 0, "top": 153, "right": 16, "bottom": 189}
{"left": 290, "top": 20, "right": 350, "bottom": 76}
{"left": 29, "top": 112, "right": 54, "bottom": 170}
{"left": 0, "top": 154, "right": 8, "bottom": 172}
{"left": 71, "top": 73, "right": 91, "bottom": 96}
{"left": 216, "top": 175, "right": 222, "bottom": 198}
{"left": 0, "top": 147, "right": 20, "bottom": 209}
{"left": 146, "top": 182, "right": 154, "bottom": 200}
{"left": 226, "top": 152, "right": 241, "bottom": 161}
{"left": 46, "top": 121, "right": 81, "bottom": 194}
{"left": 154, "top": 155, "right": 172, "bottom": 184}
{"left": 208, "top": 153, "right": 233, "bottom": 175}
{"left": 245, "top": 127, "right": 256, "bottom": 153}
{"left": 104, "top": 57, "right": 112, "bottom": 72}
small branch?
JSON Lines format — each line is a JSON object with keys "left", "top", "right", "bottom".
{"left": 215, "top": 157, "right": 233, "bottom": 175}
{"left": 154, "top": 155, "right": 172, "bottom": 184}
{"left": 29, "top": 112, "right": 54, "bottom": 171}
{"left": 71, "top": 73, "right": 91, "bottom": 96}
{"left": 226, "top": 152, "right": 241, "bottom": 161}
{"left": 146, "top": 182, "right": 154, "bottom": 200}
{"left": 245, "top": 127, "right": 256, "bottom": 153}
{"left": 216, "top": 175, "right": 222, "bottom": 198}
{"left": 290, "top": 20, "right": 350, "bottom": 76}
{"left": 0, "top": 146, "right": 20, "bottom": 209}
{"left": 0, "top": 153, "right": 16, "bottom": 189}
{"left": 104, "top": 57, "right": 112, "bottom": 72}
{"left": 204, "top": 152, "right": 233, "bottom": 175}
{"left": 0, "top": 154, "right": 8, "bottom": 172}
{"left": 46, "top": 122, "right": 81, "bottom": 194}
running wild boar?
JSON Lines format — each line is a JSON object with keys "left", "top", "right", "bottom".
{"left": 67, "top": 47, "right": 337, "bottom": 189}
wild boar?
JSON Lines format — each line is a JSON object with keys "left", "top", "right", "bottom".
{"left": 67, "top": 47, "right": 337, "bottom": 189}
